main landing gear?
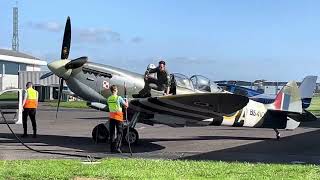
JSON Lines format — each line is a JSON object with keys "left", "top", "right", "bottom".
{"left": 92, "top": 112, "right": 141, "bottom": 145}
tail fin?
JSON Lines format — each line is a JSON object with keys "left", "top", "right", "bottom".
{"left": 299, "top": 76, "right": 317, "bottom": 109}
{"left": 272, "top": 81, "right": 302, "bottom": 113}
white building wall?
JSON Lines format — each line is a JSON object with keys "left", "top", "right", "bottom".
{"left": 18, "top": 71, "right": 60, "bottom": 88}
{"left": 1, "top": 75, "right": 18, "bottom": 90}
{"left": 26, "top": 65, "right": 41, "bottom": 71}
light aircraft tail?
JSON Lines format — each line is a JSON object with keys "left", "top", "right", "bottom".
{"left": 299, "top": 76, "right": 317, "bottom": 109}
{"left": 260, "top": 81, "right": 302, "bottom": 130}
{"left": 271, "top": 81, "right": 302, "bottom": 114}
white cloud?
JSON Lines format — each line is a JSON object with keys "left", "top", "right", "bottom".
{"left": 171, "top": 56, "right": 215, "bottom": 64}
{"left": 27, "top": 21, "right": 121, "bottom": 44}
{"left": 27, "top": 21, "right": 63, "bottom": 32}
{"left": 74, "top": 27, "right": 121, "bottom": 44}
{"left": 131, "top": 37, "right": 143, "bottom": 43}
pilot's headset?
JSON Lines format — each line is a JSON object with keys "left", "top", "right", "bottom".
{"left": 147, "top": 64, "right": 156, "bottom": 70}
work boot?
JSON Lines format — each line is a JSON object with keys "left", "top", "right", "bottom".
{"left": 33, "top": 130, "right": 37, "bottom": 138}
{"left": 138, "top": 86, "right": 151, "bottom": 98}
{"left": 110, "top": 142, "right": 116, "bottom": 153}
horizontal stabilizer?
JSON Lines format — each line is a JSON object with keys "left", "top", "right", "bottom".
{"left": 288, "top": 110, "right": 318, "bottom": 122}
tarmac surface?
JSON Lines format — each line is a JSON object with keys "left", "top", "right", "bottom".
{"left": 1, "top": 103, "right": 320, "bottom": 164}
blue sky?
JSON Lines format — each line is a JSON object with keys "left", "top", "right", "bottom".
{"left": 0, "top": 0, "right": 320, "bottom": 81}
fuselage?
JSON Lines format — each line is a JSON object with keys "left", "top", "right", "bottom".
{"left": 64, "top": 61, "right": 145, "bottom": 104}
{"left": 63, "top": 61, "right": 196, "bottom": 105}
{"left": 49, "top": 59, "right": 303, "bottom": 130}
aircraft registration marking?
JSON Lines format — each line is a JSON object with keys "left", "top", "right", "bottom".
{"left": 249, "top": 109, "right": 264, "bottom": 118}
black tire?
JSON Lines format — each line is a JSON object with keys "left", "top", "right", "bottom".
{"left": 92, "top": 124, "right": 109, "bottom": 143}
{"left": 123, "top": 128, "right": 139, "bottom": 145}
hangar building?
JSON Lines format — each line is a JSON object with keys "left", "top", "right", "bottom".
{"left": 0, "top": 48, "right": 63, "bottom": 101}
{"left": 0, "top": 48, "right": 46, "bottom": 90}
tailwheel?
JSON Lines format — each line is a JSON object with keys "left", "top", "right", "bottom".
{"left": 123, "top": 127, "right": 139, "bottom": 145}
{"left": 92, "top": 123, "right": 109, "bottom": 143}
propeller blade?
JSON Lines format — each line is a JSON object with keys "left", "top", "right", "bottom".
{"left": 56, "top": 78, "right": 64, "bottom": 118}
{"left": 65, "top": 56, "right": 88, "bottom": 69}
{"left": 61, "top": 17, "right": 71, "bottom": 60}
{"left": 40, "top": 72, "right": 54, "bottom": 80}
{"left": 124, "top": 82, "right": 127, "bottom": 97}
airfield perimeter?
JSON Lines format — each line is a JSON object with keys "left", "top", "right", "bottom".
{"left": 1, "top": 103, "right": 320, "bottom": 164}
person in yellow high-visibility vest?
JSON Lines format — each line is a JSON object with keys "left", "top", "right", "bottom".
{"left": 22, "top": 82, "right": 39, "bottom": 138}
{"left": 107, "top": 85, "right": 128, "bottom": 153}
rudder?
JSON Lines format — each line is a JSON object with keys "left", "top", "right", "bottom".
{"left": 299, "top": 75, "right": 317, "bottom": 109}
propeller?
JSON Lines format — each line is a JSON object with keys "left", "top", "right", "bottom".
{"left": 65, "top": 56, "right": 88, "bottom": 69}
{"left": 56, "top": 16, "right": 72, "bottom": 118}
{"left": 61, "top": 17, "right": 71, "bottom": 60}
{"left": 41, "top": 17, "right": 88, "bottom": 118}
{"left": 40, "top": 72, "right": 54, "bottom": 80}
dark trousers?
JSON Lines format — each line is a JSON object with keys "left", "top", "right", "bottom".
{"left": 22, "top": 108, "right": 37, "bottom": 135}
{"left": 109, "top": 119, "right": 123, "bottom": 151}
{"left": 146, "top": 77, "right": 166, "bottom": 91}
{"left": 139, "top": 77, "right": 166, "bottom": 97}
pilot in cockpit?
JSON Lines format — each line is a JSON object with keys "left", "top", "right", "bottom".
{"left": 138, "top": 60, "right": 171, "bottom": 97}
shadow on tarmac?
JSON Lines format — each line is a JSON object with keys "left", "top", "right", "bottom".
{"left": 142, "top": 136, "right": 271, "bottom": 142}
{"left": 1, "top": 120, "right": 320, "bottom": 163}
{"left": 0, "top": 133, "right": 165, "bottom": 155}
{"left": 179, "top": 129, "right": 320, "bottom": 164}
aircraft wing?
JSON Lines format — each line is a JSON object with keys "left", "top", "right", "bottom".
{"left": 130, "top": 93, "right": 249, "bottom": 120}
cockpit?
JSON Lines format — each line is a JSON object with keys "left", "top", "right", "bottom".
{"left": 190, "top": 75, "right": 222, "bottom": 93}
{"left": 172, "top": 73, "right": 194, "bottom": 90}
{"left": 168, "top": 73, "right": 195, "bottom": 95}
{"left": 167, "top": 73, "right": 223, "bottom": 95}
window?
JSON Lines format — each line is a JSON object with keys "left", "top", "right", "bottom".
{"left": 19, "top": 64, "right": 26, "bottom": 71}
{"left": 0, "top": 63, "right": 3, "bottom": 74}
{"left": 0, "top": 60, "right": 28, "bottom": 75}
{"left": 172, "top": 73, "right": 194, "bottom": 90}
{"left": 0, "top": 60, "right": 4, "bottom": 74}
{"left": 5, "top": 62, "right": 19, "bottom": 75}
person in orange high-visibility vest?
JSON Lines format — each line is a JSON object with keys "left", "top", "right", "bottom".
{"left": 107, "top": 85, "right": 128, "bottom": 153}
{"left": 22, "top": 82, "right": 39, "bottom": 138}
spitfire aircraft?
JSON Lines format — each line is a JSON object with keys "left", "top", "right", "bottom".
{"left": 42, "top": 17, "right": 312, "bottom": 144}
{"left": 40, "top": 17, "right": 249, "bottom": 144}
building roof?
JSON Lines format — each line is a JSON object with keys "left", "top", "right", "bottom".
{"left": 0, "top": 49, "right": 47, "bottom": 66}
{"left": 0, "top": 49, "right": 39, "bottom": 59}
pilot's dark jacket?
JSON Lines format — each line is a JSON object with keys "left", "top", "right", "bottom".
{"left": 146, "top": 67, "right": 170, "bottom": 89}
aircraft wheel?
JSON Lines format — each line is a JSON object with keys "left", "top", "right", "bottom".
{"left": 92, "top": 124, "right": 109, "bottom": 143}
{"left": 123, "top": 128, "right": 139, "bottom": 145}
